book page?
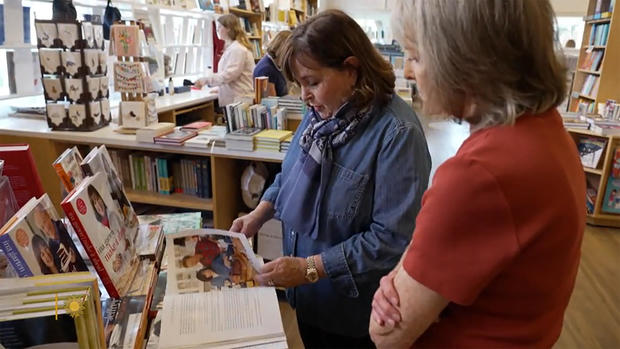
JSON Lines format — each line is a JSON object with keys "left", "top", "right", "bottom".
{"left": 165, "top": 229, "right": 262, "bottom": 294}
{"left": 159, "top": 287, "right": 284, "bottom": 348}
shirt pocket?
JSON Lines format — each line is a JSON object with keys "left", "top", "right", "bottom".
{"left": 324, "top": 162, "right": 369, "bottom": 221}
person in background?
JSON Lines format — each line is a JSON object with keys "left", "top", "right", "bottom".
{"left": 231, "top": 9, "right": 431, "bottom": 348}
{"left": 253, "top": 30, "right": 292, "bottom": 97}
{"left": 369, "top": 0, "right": 585, "bottom": 347}
{"left": 195, "top": 14, "right": 255, "bottom": 106}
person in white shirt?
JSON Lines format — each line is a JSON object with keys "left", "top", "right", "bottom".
{"left": 195, "top": 14, "right": 255, "bottom": 106}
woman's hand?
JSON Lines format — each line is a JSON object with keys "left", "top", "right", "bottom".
{"left": 230, "top": 211, "right": 264, "bottom": 238}
{"left": 194, "top": 77, "right": 210, "bottom": 89}
{"left": 255, "top": 257, "right": 307, "bottom": 288}
{"left": 371, "top": 269, "right": 402, "bottom": 328}
{"left": 230, "top": 201, "right": 275, "bottom": 238}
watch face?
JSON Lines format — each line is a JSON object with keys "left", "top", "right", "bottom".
{"left": 306, "top": 269, "right": 319, "bottom": 283}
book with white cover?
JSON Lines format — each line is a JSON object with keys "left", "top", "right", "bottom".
{"left": 61, "top": 172, "right": 140, "bottom": 299}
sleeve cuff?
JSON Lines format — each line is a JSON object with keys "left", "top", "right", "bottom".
{"left": 261, "top": 185, "right": 279, "bottom": 203}
{"left": 321, "top": 244, "right": 359, "bottom": 298}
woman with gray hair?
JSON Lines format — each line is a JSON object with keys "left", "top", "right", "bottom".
{"left": 370, "top": 0, "right": 585, "bottom": 348}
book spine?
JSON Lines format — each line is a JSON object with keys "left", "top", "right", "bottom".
{"left": 0, "top": 234, "right": 33, "bottom": 277}
{"left": 196, "top": 159, "right": 202, "bottom": 198}
{"left": 61, "top": 201, "right": 120, "bottom": 299}
{"left": 129, "top": 154, "right": 136, "bottom": 190}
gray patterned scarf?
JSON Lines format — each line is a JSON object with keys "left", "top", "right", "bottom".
{"left": 276, "top": 102, "right": 373, "bottom": 238}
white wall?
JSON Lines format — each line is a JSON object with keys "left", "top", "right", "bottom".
{"left": 550, "top": 0, "right": 588, "bottom": 16}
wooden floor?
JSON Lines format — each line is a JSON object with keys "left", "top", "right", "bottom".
{"left": 278, "top": 116, "right": 620, "bottom": 348}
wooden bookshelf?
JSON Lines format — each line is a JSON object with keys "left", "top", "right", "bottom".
{"left": 568, "top": 128, "right": 620, "bottom": 227}
{"left": 569, "top": 0, "right": 620, "bottom": 114}
{"left": 228, "top": 6, "right": 264, "bottom": 60}
{"left": 126, "top": 189, "right": 214, "bottom": 211}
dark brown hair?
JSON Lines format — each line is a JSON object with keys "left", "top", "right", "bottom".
{"left": 281, "top": 9, "right": 395, "bottom": 110}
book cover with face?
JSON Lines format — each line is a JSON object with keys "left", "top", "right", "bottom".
{"left": 65, "top": 172, "right": 139, "bottom": 297}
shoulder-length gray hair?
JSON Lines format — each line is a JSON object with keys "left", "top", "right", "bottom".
{"left": 392, "top": 0, "right": 567, "bottom": 129}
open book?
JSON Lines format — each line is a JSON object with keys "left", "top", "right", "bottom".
{"left": 159, "top": 229, "right": 286, "bottom": 349}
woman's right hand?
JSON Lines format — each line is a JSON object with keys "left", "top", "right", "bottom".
{"left": 230, "top": 201, "right": 275, "bottom": 238}
{"left": 230, "top": 212, "right": 264, "bottom": 238}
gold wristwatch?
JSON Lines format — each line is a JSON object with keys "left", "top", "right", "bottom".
{"left": 305, "top": 256, "right": 319, "bottom": 283}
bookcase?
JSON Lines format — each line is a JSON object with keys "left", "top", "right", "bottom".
{"left": 228, "top": 7, "right": 264, "bottom": 60}
{"left": 569, "top": 0, "right": 620, "bottom": 114}
{"left": 568, "top": 128, "right": 620, "bottom": 227}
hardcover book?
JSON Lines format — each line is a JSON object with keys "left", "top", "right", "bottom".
{"left": 81, "top": 145, "right": 139, "bottom": 240}
{"left": 0, "top": 144, "right": 44, "bottom": 208}
{"left": 0, "top": 194, "right": 87, "bottom": 277}
{"left": 153, "top": 128, "right": 198, "bottom": 145}
{"left": 53, "top": 146, "right": 85, "bottom": 192}
{"left": 61, "top": 172, "right": 140, "bottom": 298}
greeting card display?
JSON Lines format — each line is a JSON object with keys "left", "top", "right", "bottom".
{"left": 112, "top": 21, "right": 157, "bottom": 130}
{"left": 36, "top": 19, "right": 110, "bottom": 131}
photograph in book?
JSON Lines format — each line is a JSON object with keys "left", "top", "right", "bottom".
{"left": 81, "top": 145, "right": 139, "bottom": 242}
{"left": 62, "top": 172, "right": 140, "bottom": 298}
{"left": 23, "top": 194, "right": 88, "bottom": 274}
{"left": 166, "top": 229, "right": 262, "bottom": 294}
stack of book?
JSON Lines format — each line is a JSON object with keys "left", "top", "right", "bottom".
{"left": 153, "top": 128, "right": 198, "bottom": 146}
{"left": 279, "top": 95, "right": 305, "bottom": 115}
{"left": 225, "top": 128, "right": 261, "bottom": 151}
{"left": 0, "top": 272, "right": 106, "bottom": 349}
{"left": 255, "top": 129, "right": 293, "bottom": 152}
{"left": 280, "top": 134, "right": 293, "bottom": 153}
{"left": 185, "top": 125, "right": 227, "bottom": 148}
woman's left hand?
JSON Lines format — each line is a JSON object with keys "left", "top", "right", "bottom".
{"left": 255, "top": 257, "right": 307, "bottom": 288}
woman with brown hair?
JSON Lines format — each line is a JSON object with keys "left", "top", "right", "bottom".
{"left": 230, "top": 9, "right": 431, "bottom": 347}
{"left": 253, "top": 30, "right": 291, "bottom": 96}
{"left": 195, "top": 14, "right": 255, "bottom": 106}
{"left": 370, "top": 0, "right": 585, "bottom": 347}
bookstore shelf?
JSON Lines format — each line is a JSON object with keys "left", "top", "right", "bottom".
{"left": 587, "top": 17, "right": 612, "bottom": 24}
{"left": 584, "top": 167, "right": 604, "bottom": 175}
{"left": 229, "top": 7, "right": 262, "bottom": 16}
{"left": 568, "top": 128, "right": 620, "bottom": 227}
{"left": 125, "top": 189, "right": 213, "bottom": 210}
{"left": 578, "top": 69, "right": 602, "bottom": 75}
{"left": 580, "top": 94, "right": 597, "bottom": 100}
{"left": 570, "top": 0, "right": 620, "bottom": 115}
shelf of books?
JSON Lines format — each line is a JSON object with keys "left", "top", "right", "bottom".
{"left": 569, "top": 128, "right": 620, "bottom": 227}
{"left": 570, "top": 0, "right": 620, "bottom": 114}
{"left": 228, "top": 3, "right": 265, "bottom": 60}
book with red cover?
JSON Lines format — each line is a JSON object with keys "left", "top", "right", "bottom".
{"left": 180, "top": 121, "right": 212, "bottom": 132}
{"left": 153, "top": 129, "right": 198, "bottom": 145}
{"left": 0, "top": 144, "right": 44, "bottom": 208}
{"left": 62, "top": 171, "right": 139, "bottom": 298}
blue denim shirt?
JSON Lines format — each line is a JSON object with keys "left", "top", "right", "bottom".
{"left": 262, "top": 94, "right": 431, "bottom": 337}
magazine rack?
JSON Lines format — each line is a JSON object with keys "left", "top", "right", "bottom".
{"left": 111, "top": 20, "right": 158, "bottom": 130}
{"left": 35, "top": 19, "right": 111, "bottom": 131}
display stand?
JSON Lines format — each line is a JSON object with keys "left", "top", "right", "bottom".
{"left": 111, "top": 20, "right": 158, "bottom": 130}
{"left": 35, "top": 19, "right": 110, "bottom": 131}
